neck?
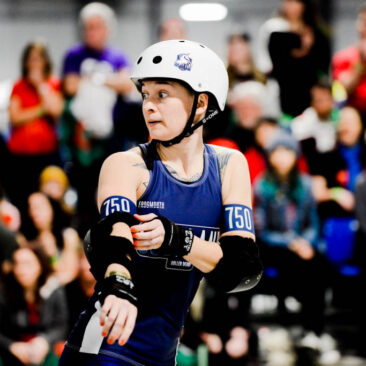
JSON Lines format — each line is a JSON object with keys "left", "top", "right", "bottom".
{"left": 24, "top": 287, "right": 36, "bottom": 303}
{"left": 156, "top": 130, "right": 205, "bottom": 179}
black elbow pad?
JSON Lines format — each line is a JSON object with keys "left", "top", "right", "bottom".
{"left": 84, "top": 212, "right": 139, "bottom": 281}
{"left": 205, "top": 236, "right": 263, "bottom": 293}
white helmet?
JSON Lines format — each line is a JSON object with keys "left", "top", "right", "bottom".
{"left": 131, "top": 39, "right": 228, "bottom": 112}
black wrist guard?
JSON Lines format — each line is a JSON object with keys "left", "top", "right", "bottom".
{"left": 98, "top": 274, "right": 138, "bottom": 307}
{"left": 155, "top": 216, "right": 194, "bottom": 257}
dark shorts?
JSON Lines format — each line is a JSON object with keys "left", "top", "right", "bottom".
{"left": 58, "top": 346, "right": 137, "bottom": 366}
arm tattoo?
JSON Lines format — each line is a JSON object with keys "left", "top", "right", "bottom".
{"left": 218, "top": 151, "right": 233, "bottom": 183}
{"left": 165, "top": 164, "right": 202, "bottom": 183}
{"left": 132, "top": 163, "right": 148, "bottom": 170}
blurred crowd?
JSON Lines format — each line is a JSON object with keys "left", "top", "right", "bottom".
{"left": 1, "top": 0, "right": 366, "bottom": 365}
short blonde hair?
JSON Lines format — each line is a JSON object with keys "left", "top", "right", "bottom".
{"left": 79, "top": 2, "right": 116, "bottom": 31}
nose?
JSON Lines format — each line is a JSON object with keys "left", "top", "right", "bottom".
{"left": 143, "top": 99, "right": 158, "bottom": 114}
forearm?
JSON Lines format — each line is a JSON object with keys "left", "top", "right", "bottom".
{"left": 103, "top": 222, "right": 134, "bottom": 278}
{"left": 40, "top": 92, "right": 64, "bottom": 118}
{"left": 9, "top": 104, "right": 44, "bottom": 126}
{"left": 338, "top": 66, "right": 365, "bottom": 94}
{"left": 184, "top": 236, "right": 223, "bottom": 273}
{"left": 104, "top": 70, "right": 134, "bottom": 94}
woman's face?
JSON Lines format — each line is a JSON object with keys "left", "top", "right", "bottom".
{"left": 13, "top": 248, "right": 42, "bottom": 289}
{"left": 269, "top": 146, "right": 297, "bottom": 177}
{"left": 141, "top": 80, "right": 194, "bottom": 142}
{"left": 282, "top": 0, "right": 305, "bottom": 22}
{"left": 83, "top": 15, "right": 109, "bottom": 51}
{"left": 28, "top": 193, "right": 53, "bottom": 231}
{"left": 311, "top": 87, "right": 334, "bottom": 118}
{"left": 26, "top": 47, "right": 46, "bottom": 73}
{"left": 338, "top": 107, "right": 363, "bottom": 146}
{"left": 41, "top": 180, "right": 65, "bottom": 201}
{"left": 255, "top": 123, "right": 278, "bottom": 149}
{"left": 227, "top": 37, "right": 251, "bottom": 66}
{"left": 232, "top": 96, "right": 263, "bottom": 130}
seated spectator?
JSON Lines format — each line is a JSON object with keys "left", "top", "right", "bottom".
{"left": 39, "top": 165, "right": 76, "bottom": 218}
{"left": 225, "top": 81, "right": 269, "bottom": 153}
{"left": 200, "top": 282, "right": 256, "bottom": 365}
{"left": 311, "top": 106, "right": 365, "bottom": 220}
{"left": 5, "top": 41, "right": 63, "bottom": 217}
{"left": 291, "top": 81, "right": 339, "bottom": 175}
{"left": 27, "top": 192, "right": 80, "bottom": 285}
{"left": 254, "top": 132, "right": 335, "bottom": 359}
{"left": 245, "top": 116, "right": 281, "bottom": 184}
{"left": 0, "top": 246, "right": 68, "bottom": 366}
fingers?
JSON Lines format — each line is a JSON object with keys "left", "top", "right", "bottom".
{"left": 131, "top": 219, "right": 160, "bottom": 234}
{"left": 107, "top": 307, "right": 128, "bottom": 344}
{"left": 131, "top": 216, "right": 165, "bottom": 250}
{"left": 99, "top": 295, "right": 137, "bottom": 346}
{"left": 134, "top": 213, "right": 157, "bottom": 222}
{"left": 118, "top": 306, "right": 138, "bottom": 346}
{"left": 99, "top": 295, "right": 113, "bottom": 329}
{"left": 100, "top": 295, "right": 118, "bottom": 339}
{"left": 133, "top": 236, "right": 164, "bottom": 250}
{"left": 132, "top": 227, "right": 161, "bottom": 240}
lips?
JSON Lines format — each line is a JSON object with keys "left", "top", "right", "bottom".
{"left": 148, "top": 120, "right": 162, "bottom": 124}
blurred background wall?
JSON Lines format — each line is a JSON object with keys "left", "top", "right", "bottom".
{"left": 0, "top": 0, "right": 364, "bottom": 80}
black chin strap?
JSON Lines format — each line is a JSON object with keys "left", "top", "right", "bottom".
{"left": 155, "top": 93, "right": 219, "bottom": 147}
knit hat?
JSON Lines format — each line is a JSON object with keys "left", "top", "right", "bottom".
{"left": 39, "top": 166, "right": 69, "bottom": 191}
{"left": 265, "top": 130, "right": 299, "bottom": 156}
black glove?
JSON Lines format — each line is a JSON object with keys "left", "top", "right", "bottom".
{"left": 154, "top": 216, "right": 194, "bottom": 257}
{"left": 98, "top": 274, "right": 138, "bottom": 307}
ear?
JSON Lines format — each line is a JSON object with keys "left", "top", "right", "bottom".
{"left": 195, "top": 93, "right": 209, "bottom": 116}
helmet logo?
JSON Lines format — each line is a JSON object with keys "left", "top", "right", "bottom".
{"left": 174, "top": 53, "right": 192, "bottom": 71}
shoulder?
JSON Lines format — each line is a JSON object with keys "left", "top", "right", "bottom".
{"left": 11, "top": 78, "right": 27, "bottom": 95}
{"left": 105, "top": 48, "right": 130, "bottom": 68}
{"left": 102, "top": 147, "right": 145, "bottom": 169}
{"left": 99, "top": 147, "right": 148, "bottom": 185}
{"left": 208, "top": 144, "right": 244, "bottom": 163}
{"left": 259, "top": 17, "right": 290, "bottom": 37}
{"left": 63, "top": 44, "right": 85, "bottom": 73}
{"left": 333, "top": 46, "right": 358, "bottom": 63}
{"left": 64, "top": 44, "right": 84, "bottom": 59}
{"left": 208, "top": 144, "right": 247, "bottom": 182}
{"left": 98, "top": 147, "right": 149, "bottom": 205}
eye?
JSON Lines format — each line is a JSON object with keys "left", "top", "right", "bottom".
{"left": 141, "top": 92, "right": 148, "bottom": 100}
{"left": 159, "top": 91, "right": 168, "bottom": 99}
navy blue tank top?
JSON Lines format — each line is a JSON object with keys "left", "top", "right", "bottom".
{"left": 66, "top": 143, "right": 222, "bottom": 366}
